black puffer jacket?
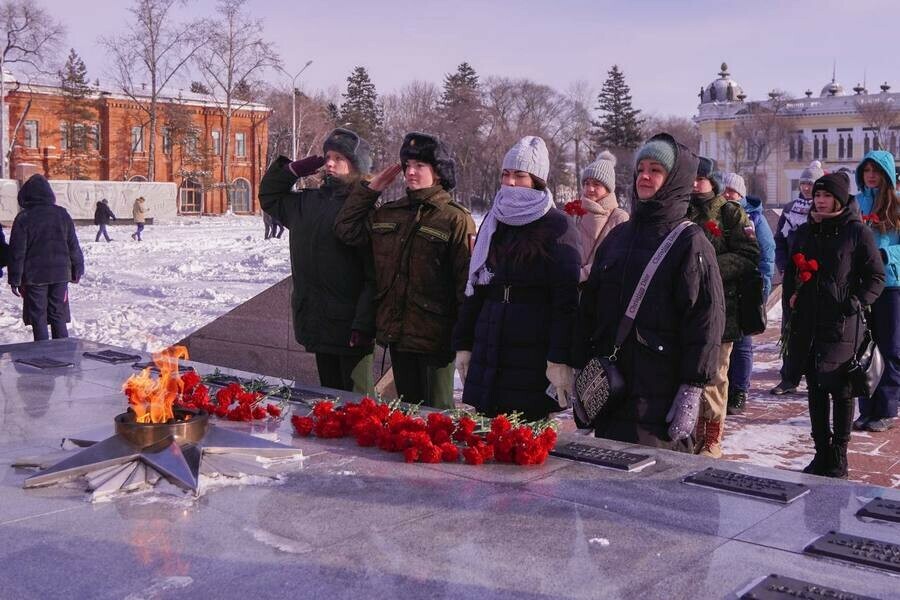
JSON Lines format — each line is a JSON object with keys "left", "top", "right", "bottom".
{"left": 576, "top": 134, "right": 725, "bottom": 451}
{"left": 452, "top": 208, "right": 580, "bottom": 421}
{"left": 93, "top": 202, "right": 116, "bottom": 225}
{"left": 259, "top": 156, "right": 375, "bottom": 356}
{"left": 7, "top": 175, "right": 84, "bottom": 286}
{"left": 785, "top": 201, "right": 885, "bottom": 396}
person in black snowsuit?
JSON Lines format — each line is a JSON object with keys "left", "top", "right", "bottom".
{"left": 576, "top": 133, "right": 725, "bottom": 452}
{"left": 7, "top": 174, "right": 85, "bottom": 341}
{"left": 94, "top": 199, "right": 116, "bottom": 242}
{"left": 785, "top": 173, "right": 884, "bottom": 478}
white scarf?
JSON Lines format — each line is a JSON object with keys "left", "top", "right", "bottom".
{"left": 781, "top": 195, "right": 813, "bottom": 238}
{"left": 466, "top": 185, "right": 554, "bottom": 296}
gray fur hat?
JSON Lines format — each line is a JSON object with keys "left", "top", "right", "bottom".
{"left": 581, "top": 150, "right": 617, "bottom": 192}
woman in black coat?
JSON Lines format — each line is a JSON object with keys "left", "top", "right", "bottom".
{"left": 576, "top": 133, "right": 725, "bottom": 452}
{"left": 785, "top": 173, "right": 885, "bottom": 478}
{"left": 453, "top": 136, "right": 580, "bottom": 421}
{"left": 93, "top": 199, "right": 116, "bottom": 243}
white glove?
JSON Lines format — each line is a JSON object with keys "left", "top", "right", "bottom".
{"left": 455, "top": 351, "right": 472, "bottom": 384}
{"left": 546, "top": 361, "right": 575, "bottom": 408}
{"left": 666, "top": 384, "right": 703, "bottom": 442}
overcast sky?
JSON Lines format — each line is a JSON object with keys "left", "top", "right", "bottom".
{"left": 38, "top": 0, "right": 900, "bottom": 118}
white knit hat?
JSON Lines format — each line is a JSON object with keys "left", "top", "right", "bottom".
{"left": 502, "top": 136, "right": 550, "bottom": 182}
{"left": 721, "top": 172, "right": 747, "bottom": 198}
{"left": 581, "top": 150, "right": 617, "bottom": 192}
{"left": 800, "top": 160, "right": 825, "bottom": 183}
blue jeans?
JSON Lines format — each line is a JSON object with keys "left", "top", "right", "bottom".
{"left": 134, "top": 223, "right": 144, "bottom": 241}
{"left": 728, "top": 334, "right": 753, "bottom": 394}
{"left": 95, "top": 224, "right": 110, "bottom": 242}
{"left": 859, "top": 288, "right": 900, "bottom": 419}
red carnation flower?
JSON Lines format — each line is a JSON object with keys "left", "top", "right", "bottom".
{"left": 403, "top": 447, "right": 420, "bottom": 463}
{"left": 799, "top": 271, "right": 813, "bottom": 283}
{"left": 266, "top": 403, "right": 282, "bottom": 418}
{"left": 806, "top": 259, "right": 819, "bottom": 272}
{"left": 462, "top": 447, "right": 484, "bottom": 465}
{"left": 704, "top": 220, "right": 723, "bottom": 238}
{"left": 564, "top": 200, "right": 587, "bottom": 217}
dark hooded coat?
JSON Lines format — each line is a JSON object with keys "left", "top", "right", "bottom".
{"left": 7, "top": 175, "right": 84, "bottom": 287}
{"left": 785, "top": 200, "right": 885, "bottom": 396}
{"left": 576, "top": 134, "right": 725, "bottom": 451}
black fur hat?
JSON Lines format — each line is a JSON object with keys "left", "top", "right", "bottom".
{"left": 323, "top": 128, "right": 372, "bottom": 174}
{"left": 813, "top": 173, "right": 850, "bottom": 207}
{"left": 696, "top": 156, "right": 722, "bottom": 195}
{"left": 399, "top": 132, "right": 456, "bottom": 191}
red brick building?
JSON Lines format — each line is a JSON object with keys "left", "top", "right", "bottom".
{"left": 5, "top": 75, "right": 270, "bottom": 215}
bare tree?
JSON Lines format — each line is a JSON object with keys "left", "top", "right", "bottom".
{"left": 0, "top": 0, "right": 65, "bottom": 177}
{"left": 731, "top": 94, "right": 798, "bottom": 200}
{"left": 856, "top": 96, "right": 900, "bottom": 151}
{"left": 564, "top": 81, "right": 593, "bottom": 196}
{"left": 100, "top": 0, "right": 204, "bottom": 181}
{"left": 193, "top": 0, "right": 280, "bottom": 209}
{"left": 642, "top": 114, "right": 700, "bottom": 152}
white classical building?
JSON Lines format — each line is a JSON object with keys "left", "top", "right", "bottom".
{"left": 694, "top": 63, "right": 900, "bottom": 206}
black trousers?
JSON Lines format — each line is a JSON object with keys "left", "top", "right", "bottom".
{"left": 780, "top": 301, "right": 803, "bottom": 386}
{"left": 806, "top": 368, "right": 854, "bottom": 446}
{"left": 23, "top": 282, "right": 70, "bottom": 341}
{"left": 315, "top": 353, "right": 363, "bottom": 392}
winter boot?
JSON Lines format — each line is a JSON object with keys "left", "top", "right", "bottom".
{"left": 823, "top": 443, "right": 849, "bottom": 479}
{"left": 802, "top": 437, "right": 830, "bottom": 475}
{"left": 727, "top": 390, "right": 747, "bottom": 416}
{"left": 698, "top": 418, "right": 723, "bottom": 459}
{"left": 770, "top": 380, "right": 798, "bottom": 395}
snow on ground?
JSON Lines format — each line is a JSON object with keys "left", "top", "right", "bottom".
{"left": 0, "top": 216, "right": 292, "bottom": 350}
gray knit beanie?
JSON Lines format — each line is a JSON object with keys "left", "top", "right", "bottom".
{"left": 635, "top": 138, "right": 676, "bottom": 173}
{"left": 581, "top": 150, "right": 617, "bottom": 192}
{"left": 800, "top": 160, "right": 824, "bottom": 183}
{"left": 502, "top": 136, "right": 550, "bottom": 182}
{"left": 721, "top": 172, "right": 747, "bottom": 198}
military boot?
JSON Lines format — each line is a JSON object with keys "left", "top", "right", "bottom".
{"left": 726, "top": 390, "right": 747, "bottom": 416}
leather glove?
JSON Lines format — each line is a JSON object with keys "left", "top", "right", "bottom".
{"left": 349, "top": 329, "right": 372, "bottom": 348}
{"left": 287, "top": 155, "right": 326, "bottom": 178}
{"left": 546, "top": 361, "right": 575, "bottom": 408}
{"left": 455, "top": 351, "right": 472, "bottom": 384}
{"left": 666, "top": 384, "right": 702, "bottom": 442}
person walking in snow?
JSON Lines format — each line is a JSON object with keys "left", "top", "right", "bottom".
{"left": 576, "top": 133, "right": 725, "bottom": 452}
{"left": 452, "top": 136, "right": 580, "bottom": 421}
{"left": 772, "top": 160, "right": 824, "bottom": 395}
{"left": 263, "top": 211, "right": 275, "bottom": 240}
{"left": 721, "top": 173, "right": 775, "bottom": 415}
{"left": 569, "top": 150, "right": 629, "bottom": 283}
{"left": 784, "top": 173, "right": 884, "bottom": 478}
{"left": 7, "top": 174, "right": 85, "bottom": 341}
{"left": 852, "top": 150, "right": 900, "bottom": 433}
{"left": 687, "top": 158, "right": 760, "bottom": 458}
{"left": 334, "top": 132, "right": 476, "bottom": 409}
{"left": 94, "top": 199, "right": 116, "bottom": 243}
{"left": 259, "top": 128, "right": 377, "bottom": 394}
{"left": 132, "top": 197, "right": 148, "bottom": 241}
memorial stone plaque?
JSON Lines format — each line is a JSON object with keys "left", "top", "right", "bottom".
{"left": 83, "top": 350, "right": 142, "bottom": 364}
{"left": 804, "top": 531, "right": 900, "bottom": 574}
{"left": 857, "top": 497, "right": 900, "bottom": 524}
{"left": 740, "top": 573, "right": 878, "bottom": 600}
{"left": 283, "top": 386, "right": 337, "bottom": 404}
{"left": 14, "top": 357, "right": 74, "bottom": 369}
{"left": 203, "top": 373, "right": 274, "bottom": 393}
{"left": 132, "top": 361, "right": 194, "bottom": 374}
{"left": 549, "top": 442, "right": 655, "bottom": 471}
{"left": 683, "top": 468, "right": 809, "bottom": 503}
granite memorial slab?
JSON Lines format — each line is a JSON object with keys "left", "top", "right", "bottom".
{"left": 14, "top": 357, "right": 74, "bottom": 369}
{"left": 857, "top": 497, "right": 900, "bottom": 524}
{"left": 739, "top": 574, "right": 879, "bottom": 600}
{"left": 82, "top": 350, "right": 142, "bottom": 364}
{"left": 550, "top": 441, "right": 656, "bottom": 471}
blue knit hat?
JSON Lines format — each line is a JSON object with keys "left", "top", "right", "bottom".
{"left": 635, "top": 138, "right": 676, "bottom": 174}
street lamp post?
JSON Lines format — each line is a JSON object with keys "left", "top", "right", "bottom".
{"left": 278, "top": 60, "right": 313, "bottom": 160}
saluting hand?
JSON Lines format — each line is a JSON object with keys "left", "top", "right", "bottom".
{"left": 368, "top": 164, "right": 403, "bottom": 192}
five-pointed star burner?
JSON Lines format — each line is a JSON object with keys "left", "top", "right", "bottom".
{"left": 24, "top": 424, "right": 303, "bottom": 494}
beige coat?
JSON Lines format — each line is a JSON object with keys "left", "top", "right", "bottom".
{"left": 574, "top": 192, "right": 628, "bottom": 282}
{"left": 132, "top": 198, "right": 148, "bottom": 223}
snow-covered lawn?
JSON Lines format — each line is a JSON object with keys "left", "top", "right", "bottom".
{"left": 0, "top": 216, "right": 292, "bottom": 350}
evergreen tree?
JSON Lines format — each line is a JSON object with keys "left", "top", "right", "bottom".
{"left": 57, "top": 49, "right": 98, "bottom": 180}
{"left": 591, "top": 65, "right": 643, "bottom": 150}
{"left": 438, "top": 62, "right": 482, "bottom": 206}
{"left": 190, "top": 81, "right": 211, "bottom": 95}
{"left": 339, "top": 66, "right": 383, "bottom": 144}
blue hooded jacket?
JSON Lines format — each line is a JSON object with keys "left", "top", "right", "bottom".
{"left": 741, "top": 195, "right": 775, "bottom": 298}
{"left": 855, "top": 150, "right": 900, "bottom": 288}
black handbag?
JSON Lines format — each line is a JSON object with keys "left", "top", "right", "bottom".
{"left": 573, "top": 221, "right": 694, "bottom": 429}
{"left": 847, "top": 313, "right": 884, "bottom": 398}
{"left": 738, "top": 270, "right": 767, "bottom": 336}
